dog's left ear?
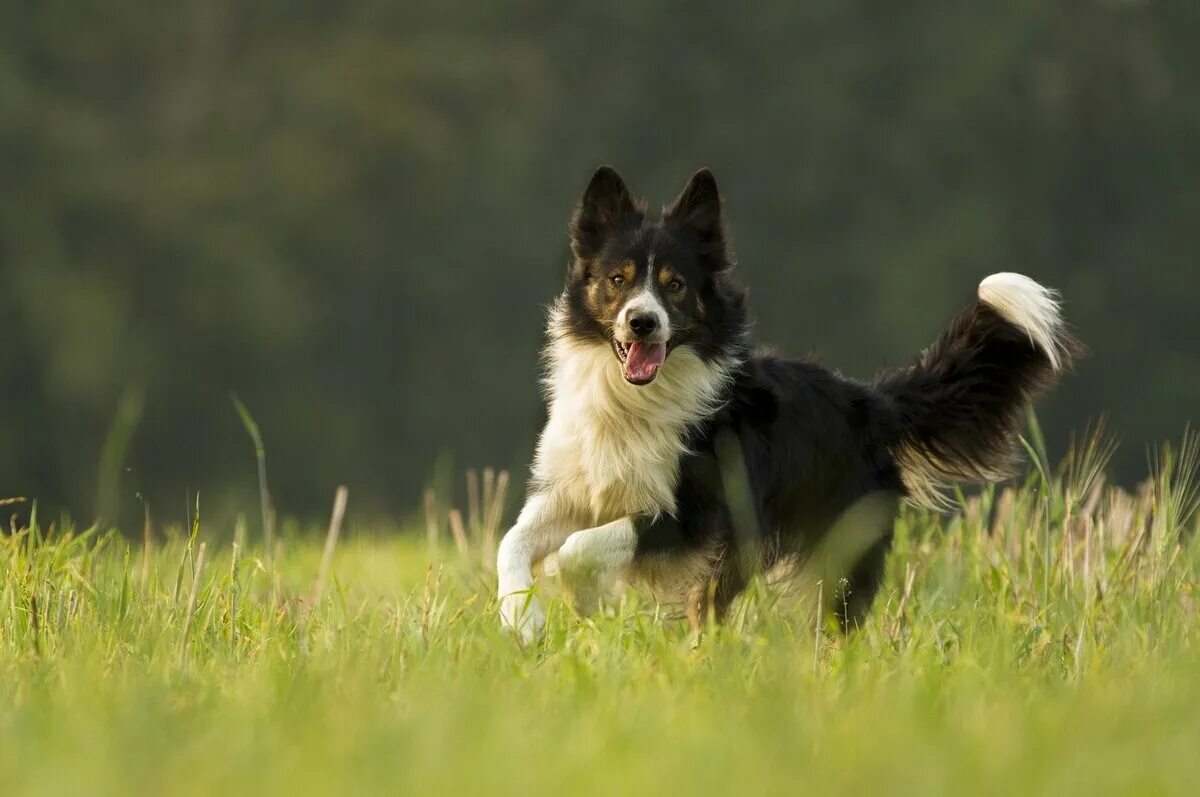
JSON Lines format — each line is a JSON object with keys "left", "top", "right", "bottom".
{"left": 664, "top": 168, "right": 725, "bottom": 255}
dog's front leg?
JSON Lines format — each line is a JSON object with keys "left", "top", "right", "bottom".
{"left": 555, "top": 516, "right": 639, "bottom": 617}
{"left": 497, "top": 495, "right": 572, "bottom": 643}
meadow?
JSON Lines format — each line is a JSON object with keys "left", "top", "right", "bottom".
{"left": 1, "top": 428, "right": 1198, "bottom": 797}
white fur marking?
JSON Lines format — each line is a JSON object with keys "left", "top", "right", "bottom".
{"left": 978, "top": 272, "right": 1068, "bottom": 371}
{"left": 616, "top": 285, "right": 670, "bottom": 342}
{"left": 534, "top": 298, "right": 734, "bottom": 523}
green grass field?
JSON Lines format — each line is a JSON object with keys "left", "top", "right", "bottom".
{"left": 1, "top": 432, "right": 1198, "bottom": 796}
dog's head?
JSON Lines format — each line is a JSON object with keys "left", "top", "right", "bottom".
{"left": 558, "top": 166, "right": 747, "bottom": 386}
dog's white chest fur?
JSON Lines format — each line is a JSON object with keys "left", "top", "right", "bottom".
{"left": 532, "top": 333, "right": 731, "bottom": 525}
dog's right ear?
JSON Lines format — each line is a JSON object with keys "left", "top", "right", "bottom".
{"left": 570, "top": 166, "right": 640, "bottom": 259}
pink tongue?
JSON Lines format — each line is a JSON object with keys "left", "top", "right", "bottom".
{"left": 624, "top": 342, "right": 667, "bottom": 383}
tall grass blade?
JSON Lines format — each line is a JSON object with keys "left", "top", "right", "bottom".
{"left": 312, "top": 486, "right": 349, "bottom": 604}
{"left": 179, "top": 541, "right": 207, "bottom": 669}
{"left": 95, "top": 387, "right": 144, "bottom": 527}
{"left": 231, "top": 395, "right": 274, "bottom": 560}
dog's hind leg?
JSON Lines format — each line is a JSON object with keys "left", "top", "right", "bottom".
{"left": 685, "top": 551, "right": 749, "bottom": 631}
{"left": 555, "top": 517, "right": 638, "bottom": 617}
{"left": 833, "top": 532, "right": 894, "bottom": 631}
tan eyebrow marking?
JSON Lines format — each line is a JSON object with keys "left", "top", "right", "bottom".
{"left": 657, "top": 267, "right": 682, "bottom": 288}
{"left": 614, "top": 261, "right": 636, "bottom": 280}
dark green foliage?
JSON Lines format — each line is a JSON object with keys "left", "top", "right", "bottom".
{"left": 1, "top": 2, "right": 1196, "bottom": 525}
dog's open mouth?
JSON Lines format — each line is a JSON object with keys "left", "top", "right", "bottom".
{"left": 614, "top": 340, "right": 669, "bottom": 385}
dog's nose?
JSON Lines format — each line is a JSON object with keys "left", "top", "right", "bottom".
{"left": 629, "top": 313, "right": 659, "bottom": 337}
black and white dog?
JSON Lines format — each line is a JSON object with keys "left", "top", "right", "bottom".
{"left": 498, "top": 166, "right": 1078, "bottom": 642}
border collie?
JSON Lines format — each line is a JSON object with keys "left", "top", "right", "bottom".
{"left": 498, "top": 166, "right": 1079, "bottom": 642}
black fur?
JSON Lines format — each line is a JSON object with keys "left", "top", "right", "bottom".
{"left": 875, "top": 301, "right": 1081, "bottom": 496}
{"left": 560, "top": 167, "right": 1078, "bottom": 628}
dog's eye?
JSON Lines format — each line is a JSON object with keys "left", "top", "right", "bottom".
{"left": 667, "top": 279, "right": 683, "bottom": 293}
{"left": 610, "top": 275, "right": 625, "bottom": 286}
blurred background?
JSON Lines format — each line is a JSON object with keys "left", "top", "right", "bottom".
{"left": 2, "top": 2, "right": 1197, "bottom": 530}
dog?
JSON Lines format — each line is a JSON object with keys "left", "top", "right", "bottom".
{"left": 497, "top": 166, "right": 1078, "bottom": 642}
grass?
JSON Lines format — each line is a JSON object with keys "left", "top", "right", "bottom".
{"left": 1, "top": 431, "right": 1199, "bottom": 796}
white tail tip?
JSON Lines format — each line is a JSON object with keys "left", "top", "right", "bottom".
{"left": 978, "top": 272, "right": 1067, "bottom": 371}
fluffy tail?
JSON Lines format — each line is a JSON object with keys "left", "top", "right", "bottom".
{"left": 876, "top": 273, "right": 1082, "bottom": 508}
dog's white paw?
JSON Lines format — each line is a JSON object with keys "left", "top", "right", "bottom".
{"left": 499, "top": 591, "right": 545, "bottom": 644}
{"left": 556, "top": 531, "right": 607, "bottom": 617}
{"left": 555, "top": 531, "right": 589, "bottom": 577}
